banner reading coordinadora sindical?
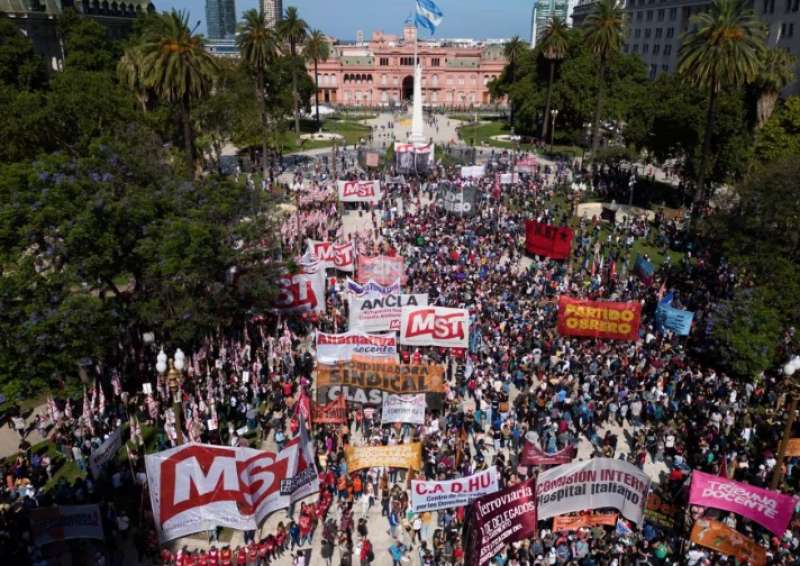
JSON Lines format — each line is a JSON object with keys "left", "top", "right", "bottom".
{"left": 536, "top": 458, "right": 651, "bottom": 525}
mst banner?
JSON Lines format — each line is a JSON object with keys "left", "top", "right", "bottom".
{"left": 356, "top": 255, "right": 406, "bottom": 286}
{"left": 410, "top": 468, "right": 499, "bottom": 513}
{"left": 690, "top": 518, "right": 766, "bottom": 566}
{"left": 315, "top": 331, "right": 397, "bottom": 362}
{"left": 344, "top": 443, "right": 422, "bottom": 471}
{"left": 145, "top": 433, "right": 319, "bottom": 541}
{"left": 30, "top": 504, "right": 104, "bottom": 546}
{"left": 536, "top": 458, "right": 651, "bottom": 525}
{"left": 349, "top": 293, "right": 428, "bottom": 332}
{"left": 464, "top": 479, "right": 537, "bottom": 566}
{"left": 519, "top": 442, "right": 576, "bottom": 467}
{"left": 557, "top": 296, "right": 641, "bottom": 341}
{"left": 274, "top": 267, "right": 326, "bottom": 314}
{"left": 311, "top": 397, "right": 347, "bottom": 424}
{"left": 315, "top": 356, "right": 446, "bottom": 406}
{"left": 336, "top": 180, "right": 382, "bottom": 203}
{"left": 381, "top": 393, "right": 426, "bottom": 425}
{"left": 306, "top": 240, "right": 356, "bottom": 272}
{"left": 400, "top": 306, "right": 470, "bottom": 349}
{"left": 688, "top": 470, "right": 794, "bottom": 536}
{"left": 524, "top": 220, "right": 574, "bottom": 260}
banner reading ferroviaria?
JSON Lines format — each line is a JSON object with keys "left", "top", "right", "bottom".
{"left": 344, "top": 442, "right": 422, "bottom": 471}
{"left": 557, "top": 296, "right": 641, "bottom": 341}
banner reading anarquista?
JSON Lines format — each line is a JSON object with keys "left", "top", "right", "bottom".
{"left": 315, "top": 331, "right": 397, "bottom": 362}
{"left": 536, "top": 458, "right": 651, "bottom": 525}
{"left": 411, "top": 468, "right": 499, "bottom": 513}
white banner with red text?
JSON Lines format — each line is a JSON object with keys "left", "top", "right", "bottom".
{"left": 410, "top": 468, "right": 499, "bottom": 513}
{"left": 337, "top": 180, "right": 382, "bottom": 203}
{"left": 400, "top": 306, "right": 470, "bottom": 348}
{"left": 315, "top": 331, "right": 397, "bottom": 362}
{"left": 381, "top": 393, "right": 426, "bottom": 425}
{"left": 273, "top": 265, "right": 326, "bottom": 314}
{"left": 349, "top": 293, "right": 428, "bottom": 332}
{"left": 306, "top": 240, "right": 356, "bottom": 272}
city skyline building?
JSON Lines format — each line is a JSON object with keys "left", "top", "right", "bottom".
{"left": 530, "top": 0, "right": 575, "bottom": 47}
{"left": 263, "top": 0, "right": 283, "bottom": 29}
{"left": 205, "top": 0, "right": 236, "bottom": 39}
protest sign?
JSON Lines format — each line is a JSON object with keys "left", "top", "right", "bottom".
{"left": 634, "top": 254, "right": 655, "bottom": 282}
{"left": 655, "top": 303, "right": 694, "bottom": 336}
{"left": 381, "top": 393, "right": 426, "bottom": 425}
{"left": 315, "top": 331, "right": 397, "bottom": 362}
{"left": 644, "top": 489, "right": 682, "bottom": 530}
{"left": 464, "top": 479, "right": 537, "bottom": 566}
{"left": 30, "top": 504, "right": 104, "bottom": 546}
{"left": 89, "top": 425, "right": 124, "bottom": 479}
{"left": 344, "top": 442, "right": 422, "bottom": 471}
{"left": 273, "top": 266, "right": 326, "bottom": 314}
{"left": 356, "top": 255, "right": 406, "bottom": 286}
{"left": 395, "top": 142, "right": 434, "bottom": 174}
{"left": 786, "top": 438, "right": 800, "bottom": 457}
{"left": 410, "top": 468, "right": 499, "bottom": 513}
{"left": 400, "top": 306, "right": 470, "bottom": 348}
{"left": 315, "top": 356, "right": 445, "bottom": 407}
{"left": 306, "top": 240, "right": 356, "bottom": 272}
{"left": 311, "top": 397, "right": 347, "bottom": 424}
{"left": 349, "top": 293, "right": 428, "bottom": 332}
{"left": 557, "top": 296, "right": 641, "bottom": 341}
{"left": 552, "top": 512, "right": 618, "bottom": 532}
{"left": 346, "top": 278, "right": 402, "bottom": 297}
{"left": 524, "top": 220, "right": 573, "bottom": 260}
{"left": 536, "top": 458, "right": 651, "bottom": 524}
{"left": 688, "top": 470, "right": 794, "bottom": 536}
{"left": 336, "top": 180, "right": 382, "bottom": 203}
{"left": 690, "top": 518, "right": 767, "bottom": 566}
{"left": 519, "top": 442, "right": 576, "bottom": 466}
{"left": 440, "top": 185, "right": 477, "bottom": 216}
{"left": 460, "top": 165, "right": 485, "bottom": 179}
{"left": 145, "top": 424, "right": 318, "bottom": 541}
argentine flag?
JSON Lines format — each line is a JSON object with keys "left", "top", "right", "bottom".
{"left": 416, "top": 0, "right": 443, "bottom": 34}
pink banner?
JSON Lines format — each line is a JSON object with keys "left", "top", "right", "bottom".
{"left": 689, "top": 470, "right": 794, "bottom": 536}
{"left": 519, "top": 443, "right": 576, "bottom": 466}
{"left": 356, "top": 255, "right": 406, "bottom": 286}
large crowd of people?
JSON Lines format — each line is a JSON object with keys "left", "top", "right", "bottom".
{"left": 2, "top": 148, "right": 799, "bottom": 566}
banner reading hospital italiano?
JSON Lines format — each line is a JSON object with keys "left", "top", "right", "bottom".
{"left": 315, "top": 331, "right": 397, "bottom": 362}
{"left": 536, "top": 458, "right": 651, "bottom": 525}
{"left": 557, "top": 296, "right": 641, "bottom": 341}
{"left": 306, "top": 240, "right": 356, "bottom": 272}
{"left": 400, "top": 306, "right": 470, "bottom": 348}
{"left": 145, "top": 432, "right": 318, "bottom": 542}
{"left": 344, "top": 442, "right": 422, "bottom": 471}
{"left": 410, "top": 468, "right": 499, "bottom": 513}
{"left": 337, "top": 180, "right": 382, "bottom": 203}
{"left": 689, "top": 470, "right": 794, "bottom": 536}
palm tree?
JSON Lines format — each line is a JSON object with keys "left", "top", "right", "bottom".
{"left": 754, "top": 47, "right": 796, "bottom": 128}
{"left": 277, "top": 6, "right": 309, "bottom": 135}
{"left": 237, "top": 8, "right": 277, "bottom": 179}
{"left": 678, "top": 0, "right": 765, "bottom": 213}
{"left": 304, "top": 30, "right": 330, "bottom": 131}
{"left": 503, "top": 35, "right": 527, "bottom": 128}
{"left": 583, "top": 0, "right": 626, "bottom": 156}
{"left": 117, "top": 45, "right": 148, "bottom": 113}
{"left": 138, "top": 10, "right": 219, "bottom": 176}
{"left": 538, "top": 16, "right": 570, "bottom": 140}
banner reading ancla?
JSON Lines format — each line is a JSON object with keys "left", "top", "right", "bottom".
{"left": 381, "top": 393, "right": 426, "bottom": 425}
{"left": 306, "top": 240, "right": 356, "bottom": 272}
{"left": 464, "top": 479, "right": 537, "bottom": 566}
{"left": 315, "top": 331, "right": 397, "bottom": 362}
{"left": 688, "top": 470, "right": 794, "bottom": 536}
{"left": 410, "top": 468, "right": 499, "bottom": 513}
{"left": 337, "top": 180, "right": 382, "bottom": 203}
{"left": 536, "top": 458, "right": 651, "bottom": 525}
{"left": 400, "top": 306, "right": 470, "bottom": 348}
{"left": 357, "top": 255, "right": 406, "bottom": 285}
{"left": 344, "top": 442, "right": 422, "bottom": 471}
{"left": 557, "top": 296, "right": 641, "bottom": 341}
{"left": 348, "top": 293, "right": 428, "bottom": 332}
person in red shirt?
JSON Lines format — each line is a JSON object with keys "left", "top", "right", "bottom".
{"left": 235, "top": 545, "right": 247, "bottom": 566}
{"left": 208, "top": 546, "right": 219, "bottom": 566}
{"left": 246, "top": 542, "right": 258, "bottom": 566}
{"left": 359, "top": 537, "right": 373, "bottom": 566}
{"left": 160, "top": 547, "right": 174, "bottom": 566}
{"left": 198, "top": 550, "right": 209, "bottom": 566}
{"left": 257, "top": 540, "right": 268, "bottom": 566}
{"left": 220, "top": 545, "right": 233, "bottom": 566}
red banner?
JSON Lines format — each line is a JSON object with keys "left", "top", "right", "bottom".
{"left": 356, "top": 255, "right": 406, "bottom": 286}
{"left": 519, "top": 442, "right": 576, "bottom": 466}
{"left": 557, "top": 295, "right": 641, "bottom": 341}
{"left": 524, "top": 220, "right": 573, "bottom": 260}
{"left": 312, "top": 397, "right": 347, "bottom": 424}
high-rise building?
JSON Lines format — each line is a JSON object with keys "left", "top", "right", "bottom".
{"left": 356, "top": 30, "right": 365, "bottom": 43}
{"left": 530, "top": 0, "right": 573, "bottom": 47}
{"left": 264, "top": 0, "right": 283, "bottom": 29}
{"left": 206, "top": 0, "right": 237, "bottom": 39}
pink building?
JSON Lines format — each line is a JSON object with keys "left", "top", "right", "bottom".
{"left": 308, "top": 24, "right": 508, "bottom": 109}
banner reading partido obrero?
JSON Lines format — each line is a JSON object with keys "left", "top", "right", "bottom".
{"left": 410, "top": 468, "right": 499, "bottom": 513}
{"left": 688, "top": 470, "right": 794, "bottom": 536}
{"left": 536, "top": 458, "right": 651, "bottom": 524}
{"left": 557, "top": 296, "right": 641, "bottom": 341}
{"left": 464, "top": 479, "right": 537, "bottom": 566}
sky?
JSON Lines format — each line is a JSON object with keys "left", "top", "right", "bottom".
{"left": 161, "top": 0, "right": 533, "bottom": 40}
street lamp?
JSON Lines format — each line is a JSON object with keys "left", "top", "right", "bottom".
{"left": 549, "top": 109, "right": 559, "bottom": 152}
{"left": 157, "top": 348, "right": 187, "bottom": 445}
{"left": 770, "top": 355, "right": 800, "bottom": 489}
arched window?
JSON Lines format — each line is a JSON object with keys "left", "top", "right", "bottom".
{"left": 432, "top": 74, "right": 438, "bottom": 86}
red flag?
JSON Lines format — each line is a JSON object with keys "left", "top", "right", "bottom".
{"left": 718, "top": 455, "right": 728, "bottom": 479}
{"left": 296, "top": 390, "right": 312, "bottom": 423}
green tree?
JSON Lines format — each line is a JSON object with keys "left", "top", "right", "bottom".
{"left": 136, "top": 10, "right": 219, "bottom": 176}
{"left": 582, "top": 0, "right": 626, "bottom": 156}
{"left": 0, "top": 19, "right": 47, "bottom": 90}
{"left": 117, "top": 45, "right": 149, "bottom": 112}
{"left": 538, "top": 16, "right": 570, "bottom": 140}
{"left": 503, "top": 36, "right": 527, "bottom": 127}
{"left": 58, "top": 10, "right": 119, "bottom": 73}
{"left": 753, "top": 47, "right": 796, "bottom": 128}
{"left": 237, "top": 8, "right": 278, "bottom": 179}
{"left": 304, "top": 29, "right": 330, "bottom": 131}
{"left": 752, "top": 96, "right": 800, "bottom": 163}
{"left": 277, "top": 6, "right": 308, "bottom": 135}
{"left": 678, "top": 0, "right": 765, "bottom": 216}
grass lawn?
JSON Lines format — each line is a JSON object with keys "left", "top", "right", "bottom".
{"left": 279, "top": 118, "right": 372, "bottom": 153}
